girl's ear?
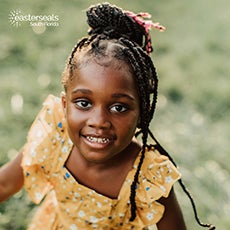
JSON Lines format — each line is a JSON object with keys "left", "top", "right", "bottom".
{"left": 61, "top": 91, "right": 67, "bottom": 116}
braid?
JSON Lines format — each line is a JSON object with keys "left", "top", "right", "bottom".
{"left": 61, "top": 3, "right": 215, "bottom": 229}
{"left": 120, "top": 40, "right": 154, "bottom": 118}
{"left": 148, "top": 130, "right": 215, "bottom": 230}
{"left": 117, "top": 37, "right": 158, "bottom": 221}
{"left": 129, "top": 140, "right": 147, "bottom": 221}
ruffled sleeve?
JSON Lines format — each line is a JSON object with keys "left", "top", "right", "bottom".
{"left": 134, "top": 147, "right": 181, "bottom": 226}
{"left": 21, "top": 95, "right": 68, "bottom": 204}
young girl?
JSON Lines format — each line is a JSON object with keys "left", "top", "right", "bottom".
{"left": 0, "top": 3, "right": 215, "bottom": 230}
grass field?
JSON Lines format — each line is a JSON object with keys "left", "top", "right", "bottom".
{"left": 0, "top": 0, "right": 229, "bottom": 229}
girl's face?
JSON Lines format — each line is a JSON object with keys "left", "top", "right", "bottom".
{"left": 62, "top": 59, "right": 140, "bottom": 164}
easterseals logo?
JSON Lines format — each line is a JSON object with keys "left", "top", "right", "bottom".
{"left": 9, "top": 9, "right": 59, "bottom": 28}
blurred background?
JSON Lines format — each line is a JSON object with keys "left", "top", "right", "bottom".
{"left": 0, "top": 0, "right": 229, "bottom": 229}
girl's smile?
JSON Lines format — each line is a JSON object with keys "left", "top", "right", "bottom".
{"left": 62, "top": 59, "right": 140, "bottom": 165}
{"left": 81, "top": 134, "right": 115, "bottom": 149}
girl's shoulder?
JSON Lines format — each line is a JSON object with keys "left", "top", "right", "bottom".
{"left": 25, "top": 94, "right": 64, "bottom": 138}
{"left": 21, "top": 94, "right": 72, "bottom": 204}
{"left": 116, "top": 147, "right": 181, "bottom": 226}
{"left": 23, "top": 94, "right": 71, "bottom": 164}
{"left": 137, "top": 146, "right": 181, "bottom": 199}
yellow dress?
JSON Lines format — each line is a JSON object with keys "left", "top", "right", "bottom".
{"left": 21, "top": 95, "right": 181, "bottom": 230}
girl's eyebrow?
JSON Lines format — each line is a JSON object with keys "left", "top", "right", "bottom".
{"left": 72, "top": 89, "right": 135, "bottom": 101}
{"left": 71, "top": 89, "right": 92, "bottom": 95}
{"left": 111, "top": 93, "right": 135, "bottom": 101}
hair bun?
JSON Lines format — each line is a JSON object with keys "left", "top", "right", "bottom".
{"left": 86, "top": 3, "right": 146, "bottom": 48}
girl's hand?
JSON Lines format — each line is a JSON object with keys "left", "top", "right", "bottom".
{"left": 0, "top": 152, "right": 24, "bottom": 203}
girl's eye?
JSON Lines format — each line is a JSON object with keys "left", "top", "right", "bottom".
{"left": 110, "top": 104, "right": 128, "bottom": 113}
{"left": 75, "top": 100, "right": 92, "bottom": 109}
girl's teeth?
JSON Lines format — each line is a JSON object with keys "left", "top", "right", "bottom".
{"left": 86, "top": 136, "right": 110, "bottom": 143}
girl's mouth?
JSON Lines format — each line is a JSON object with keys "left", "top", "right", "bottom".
{"left": 85, "top": 136, "right": 111, "bottom": 144}
{"left": 81, "top": 134, "right": 116, "bottom": 149}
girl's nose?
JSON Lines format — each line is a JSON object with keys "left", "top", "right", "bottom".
{"left": 86, "top": 107, "right": 111, "bottom": 129}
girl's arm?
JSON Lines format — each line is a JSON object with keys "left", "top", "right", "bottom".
{"left": 157, "top": 188, "right": 186, "bottom": 230}
{"left": 0, "top": 152, "right": 24, "bottom": 203}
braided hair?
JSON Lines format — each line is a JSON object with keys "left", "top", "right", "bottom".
{"left": 62, "top": 3, "right": 215, "bottom": 229}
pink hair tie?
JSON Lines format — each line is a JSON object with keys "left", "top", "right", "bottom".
{"left": 125, "top": 11, "right": 165, "bottom": 54}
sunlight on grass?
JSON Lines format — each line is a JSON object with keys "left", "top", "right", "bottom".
{"left": 11, "top": 93, "right": 24, "bottom": 114}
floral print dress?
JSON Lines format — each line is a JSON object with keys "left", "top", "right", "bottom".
{"left": 21, "top": 95, "right": 181, "bottom": 230}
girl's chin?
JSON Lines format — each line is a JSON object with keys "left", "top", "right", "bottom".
{"left": 80, "top": 151, "right": 116, "bottom": 164}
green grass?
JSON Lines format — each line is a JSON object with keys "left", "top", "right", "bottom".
{"left": 0, "top": 0, "right": 229, "bottom": 229}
